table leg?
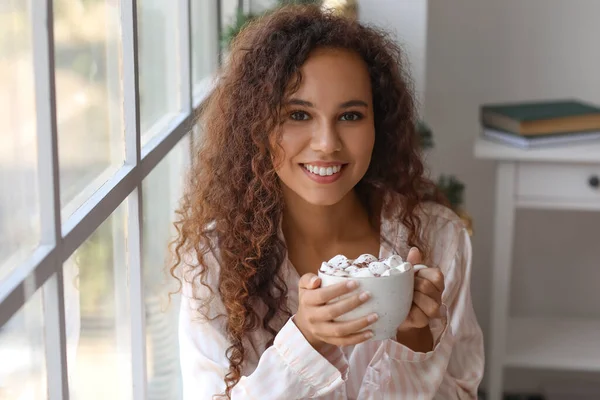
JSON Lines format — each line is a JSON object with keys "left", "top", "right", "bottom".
{"left": 487, "top": 162, "right": 517, "bottom": 400}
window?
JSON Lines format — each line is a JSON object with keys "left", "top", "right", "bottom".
{"left": 220, "top": 0, "right": 243, "bottom": 36}
{"left": 192, "top": 0, "right": 219, "bottom": 102}
{"left": 137, "top": 0, "right": 182, "bottom": 144}
{"left": 142, "top": 136, "right": 190, "bottom": 399}
{"left": 64, "top": 202, "right": 131, "bottom": 399}
{"left": 53, "top": 0, "right": 125, "bottom": 222}
{"left": 0, "top": 0, "right": 40, "bottom": 284}
{"left": 0, "top": 1, "right": 218, "bottom": 398}
{"left": 0, "top": 286, "right": 47, "bottom": 399}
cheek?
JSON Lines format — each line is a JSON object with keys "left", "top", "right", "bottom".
{"left": 274, "top": 130, "right": 305, "bottom": 167}
{"left": 348, "top": 128, "right": 376, "bottom": 164}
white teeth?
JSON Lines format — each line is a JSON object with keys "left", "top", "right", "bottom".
{"left": 303, "top": 164, "right": 343, "bottom": 177}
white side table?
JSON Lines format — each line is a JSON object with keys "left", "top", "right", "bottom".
{"left": 473, "top": 138, "right": 600, "bottom": 400}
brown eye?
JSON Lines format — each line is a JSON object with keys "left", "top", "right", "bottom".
{"left": 340, "top": 112, "right": 363, "bottom": 121}
{"left": 290, "top": 111, "right": 310, "bottom": 121}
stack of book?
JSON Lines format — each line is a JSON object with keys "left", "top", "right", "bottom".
{"left": 479, "top": 99, "right": 600, "bottom": 149}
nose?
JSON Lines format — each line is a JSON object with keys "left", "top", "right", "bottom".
{"left": 310, "top": 120, "right": 342, "bottom": 154}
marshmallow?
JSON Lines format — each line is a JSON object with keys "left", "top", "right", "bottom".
{"left": 384, "top": 255, "right": 403, "bottom": 268}
{"left": 351, "top": 268, "right": 375, "bottom": 278}
{"left": 328, "top": 254, "right": 347, "bottom": 264}
{"left": 368, "top": 261, "right": 388, "bottom": 276}
{"left": 344, "top": 265, "right": 360, "bottom": 274}
{"left": 355, "top": 254, "right": 378, "bottom": 265}
{"left": 320, "top": 253, "right": 412, "bottom": 278}
{"left": 320, "top": 262, "right": 334, "bottom": 274}
{"left": 328, "top": 254, "right": 351, "bottom": 269}
{"left": 396, "top": 262, "right": 413, "bottom": 273}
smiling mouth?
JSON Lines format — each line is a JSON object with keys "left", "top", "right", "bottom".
{"left": 301, "top": 163, "right": 345, "bottom": 177}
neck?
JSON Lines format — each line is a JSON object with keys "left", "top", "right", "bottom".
{"left": 281, "top": 189, "right": 377, "bottom": 253}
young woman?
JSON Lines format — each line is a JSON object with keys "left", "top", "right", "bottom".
{"left": 172, "top": 5, "right": 484, "bottom": 399}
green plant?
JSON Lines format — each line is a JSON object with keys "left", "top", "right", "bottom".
{"left": 436, "top": 174, "right": 465, "bottom": 210}
{"left": 416, "top": 121, "right": 467, "bottom": 210}
{"left": 221, "top": 0, "right": 321, "bottom": 49}
{"left": 221, "top": 9, "right": 258, "bottom": 50}
{"left": 416, "top": 120, "right": 434, "bottom": 150}
{"left": 75, "top": 220, "right": 113, "bottom": 316}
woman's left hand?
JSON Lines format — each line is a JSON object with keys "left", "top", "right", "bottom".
{"left": 397, "top": 247, "right": 445, "bottom": 330}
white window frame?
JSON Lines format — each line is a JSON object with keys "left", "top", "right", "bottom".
{"left": 0, "top": 1, "right": 220, "bottom": 398}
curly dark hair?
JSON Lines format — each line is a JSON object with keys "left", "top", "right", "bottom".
{"left": 171, "top": 4, "right": 445, "bottom": 398}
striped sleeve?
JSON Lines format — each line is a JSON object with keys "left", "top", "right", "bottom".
{"left": 179, "top": 298, "right": 348, "bottom": 399}
{"left": 357, "top": 227, "right": 485, "bottom": 399}
{"left": 177, "top": 243, "right": 349, "bottom": 400}
{"left": 311, "top": 341, "right": 350, "bottom": 379}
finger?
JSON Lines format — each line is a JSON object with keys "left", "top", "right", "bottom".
{"left": 415, "top": 268, "right": 445, "bottom": 293}
{"left": 314, "top": 289, "right": 371, "bottom": 321}
{"left": 415, "top": 276, "right": 443, "bottom": 303}
{"left": 413, "top": 291, "right": 441, "bottom": 319}
{"left": 320, "top": 329, "right": 375, "bottom": 347}
{"left": 303, "top": 280, "right": 359, "bottom": 306}
{"left": 403, "top": 306, "right": 429, "bottom": 329}
{"left": 298, "top": 273, "right": 321, "bottom": 290}
{"left": 407, "top": 247, "right": 422, "bottom": 264}
{"left": 314, "top": 312, "right": 378, "bottom": 338}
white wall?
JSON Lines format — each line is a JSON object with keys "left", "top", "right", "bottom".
{"left": 358, "top": 1, "right": 428, "bottom": 117}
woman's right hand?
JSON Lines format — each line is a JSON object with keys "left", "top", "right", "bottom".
{"left": 294, "top": 273, "right": 379, "bottom": 350}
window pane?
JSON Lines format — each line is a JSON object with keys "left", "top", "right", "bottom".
{"left": 191, "top": 0, "right": 218, "bottom": 94}
{"left": 0, "top": 1, "right": 40, "bottom": 282}
{"left": 0, "top": 282, "right": 47, "bottom": 399}
{"left": 64, "top": 202, "right": 132, "bottom": 400}
{"left": 220, "top": 0, "right": 241, "bottom": 38}
{"left": 54, "top": 0, "right": 125, "bottom": 222}
{"left": 138, "top": 0, "right": 181, "bottom": 144}
{"left": 142, "top": 135, "right": 191, "bottom": 400}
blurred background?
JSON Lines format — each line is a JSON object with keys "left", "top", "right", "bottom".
{"left": 1, "top": 1, "right": 599, "bottom": 400}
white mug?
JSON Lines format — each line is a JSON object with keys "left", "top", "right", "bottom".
{"left": 317, "top": 263, "right": 428, "bottom": 341}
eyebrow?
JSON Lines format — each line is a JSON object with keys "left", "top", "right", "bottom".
{"left": 287, "top": 98, "right": 369, "bottom": 109}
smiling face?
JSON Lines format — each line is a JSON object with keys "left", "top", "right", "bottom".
{"left": 272, "top": 47, "right": 376, "bottom": 207}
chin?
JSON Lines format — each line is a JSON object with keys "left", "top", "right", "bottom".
{"left": 299, "top": 189, "right": 350, "bottom": 207}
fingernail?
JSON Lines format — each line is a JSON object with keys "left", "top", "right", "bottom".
{"left": 346, "top": 280, "right": 358, "bottom": 289}
{"left": 410, "top": 246, "right": 418, "bottom": 253}
{"left": 310, "top": 276, "right": 318, "bottom": 286}
{"left": 367, "top": 313, "right": 379, "bottom": 323}
{"left": 359, "top": 291, "right": 371, "bottom": 302}
{"left": 364, "top": 331, "right": 374, "bottom": 339}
